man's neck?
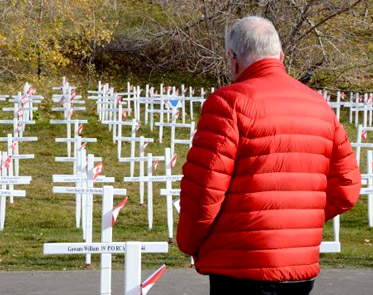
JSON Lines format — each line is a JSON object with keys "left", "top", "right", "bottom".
{"left": 234, "top": 55, "right": 281, "bottom": 79}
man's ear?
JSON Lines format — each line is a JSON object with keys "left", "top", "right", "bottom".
{"left": 233, "top": 58, "right": 240, "bottom": 77}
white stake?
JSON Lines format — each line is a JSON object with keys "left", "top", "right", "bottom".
{"left": 368, "top": 150, "right": 373, "bottom": 227}
{"left": 124, "top": 242, "right": 141, "bottom": 295}
{"left": 165, "top": 148, "right": 174, "bottom": 242}
{"left": 101, "top": 186, "right": 113, "bottom": 295}
{"left": 147, "top": 153, "right": 153, "bottom": 231}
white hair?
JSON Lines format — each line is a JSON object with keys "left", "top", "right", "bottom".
{"left": 225, "top": 16, "right": 282, "bottom": 67}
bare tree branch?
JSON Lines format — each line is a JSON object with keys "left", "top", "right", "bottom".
{"left": 296, "top": 0, "right": 364, "bottom": 43}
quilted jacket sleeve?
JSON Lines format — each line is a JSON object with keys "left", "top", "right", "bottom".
{"left": 177, "top": 91, "right": 239, "bottom": 256}
{"left": 325, "top": 118, "right": 361, "bottom": 221}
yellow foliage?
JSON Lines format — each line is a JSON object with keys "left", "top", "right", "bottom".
{"left": 0, "top": 0, "right": 118, "bottom": 78}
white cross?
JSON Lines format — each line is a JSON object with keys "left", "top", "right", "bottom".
{"left": 0, "top": 134, "right": 37, "bottom": 185}
{"left": 50, "top": 119, "right": 92, "bottom": 158}
{"left": 0, "top": 151, "right": 32, "bottom": 231}
{"left": 44, "top": 186, "right": 167, "bottom": 295}
{"left": 53, "top": 152, "right": 114, "bottom": 239}
{"left": 124, "top": 148, "right": 181, "bottom": 242}
{"left": 114, "top": 118, "right": 148, "bottom": 177}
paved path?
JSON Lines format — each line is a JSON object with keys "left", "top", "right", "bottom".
{"left": 0, "top": 268, "right": 372, "bottom": 294}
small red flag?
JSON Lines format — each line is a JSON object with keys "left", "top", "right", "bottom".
{"left": 170, "top": 153, "right": 177, "bottom": 169}
{"left": 173, "top": 110, "right": 180, "bottom": 121}
{"left": 142, "top": 140, "right": 150, "bottom": 152}
{"left": 152, "top": 159, "right": 159, "bottom": 171}
{"left": 92, "top": 162, "right": 103, "bottom": 180}
{"left": 77, "top": 124, "right": 84, "bottom": 135}
{"left": 362, "top": 130, "right": 368, "bottom": 141}
{"left": 11, "top": 139, "right": 18, "bottom": 151}
{"left": 141, "top": 264, "right": 167, "bottom": 295}
{"left": 18, "top": 108, "right": 24, "bottom": 119}
{"left": 135, "top": 122, "right": 141, "bottom": 132}
{"left": 21, "top": 96, "right": 27, "bottom": 105}
{"left": 190, "top": 130, "right": 197, "bottom": 140}
{"left": 27, "top": 86, "right": 35, "bottom": 96}
{"left": 16, "top": 123, "right": 24, "bottom": 133}
{"left": 71, "top": 89, "right": 77, "bottom": 102}
{"left": 111, "top": 197, "right": 129, "bottom": 226}
{"left": 80, "top": 142, "right": 88, "bottom": 150}
{"left": 3, "top": 155, "right": 12, "bottom": 169}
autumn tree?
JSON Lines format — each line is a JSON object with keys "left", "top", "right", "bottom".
{"left": 0, "top": 0, "right": 117, "bottom": 81}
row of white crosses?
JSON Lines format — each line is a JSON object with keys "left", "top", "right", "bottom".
{"left": 0, "top": 83, "right": 39, "bottom": 230}
{"left": 51, "top": 78, "right": 105, "bottom": 244}
{"left": 87, "top": 83, "right": 161, "bottom": 191}
{"left": 87, "top": 83, "right": 183, "bottom": 239}
{"left": 155, "top": 99, "right": 195, "bottom": 156}
{"left": 89, "top": 82, "right": 197, "bottom": 181}
{"left": 51, "top": 78, "right": 86, "bottom": 157}
{"left": 347, "top": 92, "right": 373, "bottom": 128}
{"left": 320, "top": 89, "right": 373, "bottom": 126}
{"left": 6, "top": 82, "right": 43, "bottom": 124}
{"left": 346, "top": 91, "right": 373, "bottom": 228}
{"left": 89, "top": 81, "right": 206, "bottom": 159}
{"left": 88, "top": 81, "right": 207, "bottom": 147}
{"left": 320, "top": 89, "right": 346, "bottom": 121}
{"left": 353, "top": 125, "right": 373, "bottom": 228}
{"left": 87, "top": 83, "right": 183, "bottom": 243}
{"left": 322, "top": 89, "right": 373, "bottom": 230}
{"left": 89, "top": 81, "right": 208, "bottom": 128}
{"left": 49, "top": 79, "right": 168, "bottom": 295}
{"left": 88, "top": 81, "right": 134, "bottom": 125}
{"left": 1, "top": 83, "right": 40, "bottom": 139}
{"left": 141, "top": 85, "right": 203, "bottom": 146}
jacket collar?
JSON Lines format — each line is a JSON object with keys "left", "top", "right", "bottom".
{"left": 234, "top": 58, "right": 286, "bottom": 83}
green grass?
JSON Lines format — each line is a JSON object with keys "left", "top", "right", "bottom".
{"left": 0, "top": 82, "right": 372, "bottom": 271}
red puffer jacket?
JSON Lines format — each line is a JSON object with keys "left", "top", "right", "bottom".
{"left": 177, "top": 58, "right": 361, "bottom": 282}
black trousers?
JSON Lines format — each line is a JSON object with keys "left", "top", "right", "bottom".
{"left": 210, "top": 275, "right": 315, "bottom": 295}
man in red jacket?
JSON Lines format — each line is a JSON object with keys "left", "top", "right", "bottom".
{"left": 177, "top": 16, "right": 361, "bottom": 295}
